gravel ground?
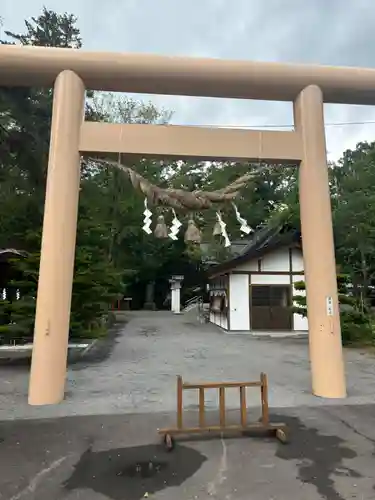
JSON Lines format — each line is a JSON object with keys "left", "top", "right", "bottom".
{"left": 0, "top": 311, "right": 374, "bottom": 499}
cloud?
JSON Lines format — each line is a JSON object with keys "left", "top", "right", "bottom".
{"left": 2, "top": 0, "right": 375, "bottom": 159}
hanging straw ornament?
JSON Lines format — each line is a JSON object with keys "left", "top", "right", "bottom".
{"left": 184, "top": 218, "right": 201, "bottom": 244}
{"left": 142, "top": 198, "right": 152, "bottom": 235}
{"left": 154, "top": 214, "right": 169, "bottom": 238}
{"left": 232, "top": 202, "right": 253, "bottom": 235}
{"left": 168, "top": 209, "right": 182, "bottom": 241}
{"left": 216, "top": 211, "right": 231, "bottom": 248}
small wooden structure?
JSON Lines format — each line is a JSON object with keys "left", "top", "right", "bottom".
{"left": 158, "top": 372, "right": 288, "bottom": 449}
{"left": 206, "top": 223, "right": 308, "bottom": 333}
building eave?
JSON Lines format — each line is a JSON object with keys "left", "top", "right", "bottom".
{"left": 0, "top": 248, "right": 27, "bottom": 262}
{"left": 207, "top": 225, "right": 301, "bottom": 279}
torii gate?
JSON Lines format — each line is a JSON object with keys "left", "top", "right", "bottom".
{"left": 2, "top": 45, "right": 371, "bottom": 406}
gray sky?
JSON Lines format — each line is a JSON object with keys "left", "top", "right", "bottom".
{"left": 2, "top": 0, "right": 375, "bottom": 160}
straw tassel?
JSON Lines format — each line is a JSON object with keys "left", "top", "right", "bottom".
{"left": 184, "top": 219, "right": 201, "bottom": 244}
{"left": 154, "top": 215, "right": 168, "bottom": 238}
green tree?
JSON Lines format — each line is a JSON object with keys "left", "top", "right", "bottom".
{"left": 0, "top": 7, "right": 309, "bottom": 341}
{"left": 88, "top": 93, "right": 209, "bottom": 308}
{"left": 331, "top": 141, "right": 375, "bottom": 311}
{"left": 293, "top": 275, "right": 374, "bottom": 345}
{"left": 0, "top": 9, "right": 121, "bottom": 340}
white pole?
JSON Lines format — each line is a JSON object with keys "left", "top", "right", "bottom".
{"left": 170, "top": 282, "right": 176, "bottom": 312}
{"left": 174, "top": 285, "right": 181, "bottom": 314}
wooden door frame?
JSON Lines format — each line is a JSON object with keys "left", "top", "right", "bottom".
{"left": 249, "top": 283, "right": 293, "bottom": 331}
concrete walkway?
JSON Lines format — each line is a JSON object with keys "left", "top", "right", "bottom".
{"left": 0, "top": 311, "right": 374, "bottom": 421}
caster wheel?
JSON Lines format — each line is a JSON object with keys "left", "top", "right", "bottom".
{"left": 163, "top": 434, "right": 175, "bottom": 451}
{"left": 276, "top": 428, "right": 288, "bottom": 444}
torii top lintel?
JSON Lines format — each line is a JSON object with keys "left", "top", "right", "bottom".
{"left": 1, "top": 45, "right": 375, "bottom": 105}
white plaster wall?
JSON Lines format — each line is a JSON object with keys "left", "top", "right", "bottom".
{"left": 234, "top": 246, "right": 303, "bottom": 273}
{"left": 292, "top": 274, "right": 308, "bottom": 331}
{"left": 209, "top": 311, "right": 216, "bottom": 326}
{"left": 209, "top": 311, "right": 228, "bottom": 330}
{"left": 229, "top": 274, "right": 250, "bottom": 330}
{"left": 261, "top": 247, "right": 289, "bottom": 271}
{"left": 291, "top": 247, "right": 304, "bottom": 272}
{"left": 234, "top": 259, "right": 258, "bottom": 272}
{"left": 251, "top": 274, "right": 290, "bottom": 285}
{"left": 221, "top": 315, "right": 228, "bottom": 329}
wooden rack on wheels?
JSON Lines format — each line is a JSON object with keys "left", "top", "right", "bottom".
{"left": 158, "top": 372, "right": 288, "bottom": 450}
